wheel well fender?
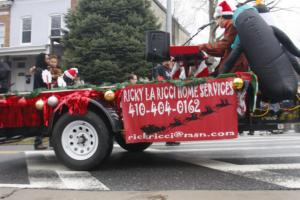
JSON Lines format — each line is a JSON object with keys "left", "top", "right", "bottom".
{"left": 48, "top": 98, "right": 122, "bottom": 136}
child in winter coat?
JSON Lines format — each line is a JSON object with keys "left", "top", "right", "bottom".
{"left": 49, "top": 55, "right": 63, "bottom": 88}
{"left": 57, "top": 68, "right": 78, "bottom": 88}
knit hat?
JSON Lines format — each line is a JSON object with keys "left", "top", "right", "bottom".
{"left": 64, "top": 68, "right": 78, "bottom": 80}
{"left": 214, "top": 1, "right": 233, "bottom": 18}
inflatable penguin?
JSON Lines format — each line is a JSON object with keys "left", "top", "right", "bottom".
{"left": 221, "top": 3, "right": 300, "bottom": 103}
{"left": 256, "top": 3, "right": 300, "bottom": 75}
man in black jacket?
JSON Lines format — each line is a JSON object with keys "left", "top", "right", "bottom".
{"left": 152, "top": 60, "right": 173, "bottom": 81}
{"left": 29, "top": 53, "right": 50, "bottom": 150}
{"left": 0, "top": 62, "right": 10, "bottom": 93}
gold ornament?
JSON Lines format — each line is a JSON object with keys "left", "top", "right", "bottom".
{"left": 256, "top": 0, "right": 263, "bottom": 5}
{"left": 104, "top": 90, "right": 115, "bottom": 101}
{"left": 35, "top": 99, "right": 45, "bottom": 110}
{"left": 233, "top": 78, "right": 244, "bottom": 90}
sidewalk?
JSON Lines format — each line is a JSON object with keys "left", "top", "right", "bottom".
{"left": 0, "top": 188, "right": 300, "bottom": 200}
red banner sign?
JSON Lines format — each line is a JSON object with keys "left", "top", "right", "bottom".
{"left": 122, "top": 78, "right": 238, "bottom": 143}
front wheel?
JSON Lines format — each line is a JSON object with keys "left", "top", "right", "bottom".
{"left": 115, "top": 133, "right": 152, "bottom": 152}
{"left": 52, "top": 111, "right": 113, "bottom": 171}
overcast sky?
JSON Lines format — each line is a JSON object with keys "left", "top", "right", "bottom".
{"left": 158, "top": 0, "right": 300, "bottom": 46}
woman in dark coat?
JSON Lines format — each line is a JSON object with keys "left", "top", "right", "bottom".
{"left": 32, "top": 53, "right": 50, "bottom": 89}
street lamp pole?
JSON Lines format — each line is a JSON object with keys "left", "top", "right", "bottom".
{"left": 166, "top": 0, "right": 172, "bottom": 45}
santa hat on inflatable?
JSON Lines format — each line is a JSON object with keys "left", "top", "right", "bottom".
{"left": 64, "top": 68, "right": 78, "bottom": 80}
{"left": 214, "top": 1, "right": 233, "bottom": 18}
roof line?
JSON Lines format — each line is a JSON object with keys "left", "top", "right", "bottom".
{"left": 152, "top": 0, "right": 190, "bottom": 35}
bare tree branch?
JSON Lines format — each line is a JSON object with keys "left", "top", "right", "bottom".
{"left": 169, "top": 0, "right": 300, "bottom": 45}
{"left": 266, "top": 0, "right": 283, "bottom": 11}
{"left": 270, "top": 7, "right": 300, "bottom": 13}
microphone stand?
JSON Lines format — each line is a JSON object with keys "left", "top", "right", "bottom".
{"left": 182, "top": 23, "right": 215, "bottom": 46}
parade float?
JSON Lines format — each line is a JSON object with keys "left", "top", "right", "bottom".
{"left": 0, "top": 42, "right": 299, "bottom": 171}
{"left": 1, "top": 1, "right": 300, "bottom": 171}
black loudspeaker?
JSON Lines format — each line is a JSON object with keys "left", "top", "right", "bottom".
{"left": 146, "top": 31, "right": 170, "bottom": 62}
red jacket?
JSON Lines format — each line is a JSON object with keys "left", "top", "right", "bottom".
{"left": 199, "top": 20, "right": 248, "bottom": 74}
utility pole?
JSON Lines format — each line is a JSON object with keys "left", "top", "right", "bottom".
{"left": 166, "top": 0, "right": 172, "bottom": 45}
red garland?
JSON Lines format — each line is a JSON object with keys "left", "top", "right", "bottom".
{"left": 0, "top": 90, "right": 103, "bottom": 128}
{"left": 54, "top": 90, "right": 101, "bottom": 115}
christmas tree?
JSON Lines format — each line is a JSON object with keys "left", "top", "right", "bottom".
{"left": 63, "top": 0, "right": 160, "bottom": 84}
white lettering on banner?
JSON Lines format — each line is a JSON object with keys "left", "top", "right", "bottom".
{"left": 128, "top": 99, "right": 201, "bottom": 117}
{"left": 177, "top": 86, "right": 199, "bottom": 99}
{"left": 126, "top": 131, "right": 236, "bottom": 142}
{"left": 200, "top": 81, "right": 234, "bottom": 98}
{"left": 145, "top": 87, "right": 156, "bottom": 101}
{"left": 124, "top": 80, "right": 234, "bottom": 117}
{"left": 123, "top": 88, "right": 144, "bottom": 102}
{"left": 124, "top": 81, "right": 233, "bottom": 103}
{"left": 128, "top": 103, "right": 146, "bottom": 117}
{"left": 156, "top": 86, "right": 177, "bottom": 100}
{"left": 176, "top": 99, "right": 201, "bottom": 114}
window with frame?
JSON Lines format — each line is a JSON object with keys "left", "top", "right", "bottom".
{"left": 22, "top": 17, "right": 32, "bottom": 44}
{"left": 51, "top": 15, "right": 61, "bottom": 37}
{"left": 0, "top": 24, "right": 5, "bottom": 47}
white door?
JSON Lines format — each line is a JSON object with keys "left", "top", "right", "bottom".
{"left": 11, "top": 61, "right": 27, "bottom": 92}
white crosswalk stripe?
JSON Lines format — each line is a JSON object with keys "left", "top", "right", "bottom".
{"left": 57, "top": 171, "right": 109, "bottom": 190}
{"left": 151, "top": 135, "right": 300, "bottom": 146}
{"left": 167, "top": 156, "right": 300, "bottom": 188}
{"left": 149, "top": 134, "right": 300, "bottom": 189}
{"left": 147, "top": 134, "right": 300, "bottom": 152}
{"left": 0, "top": 134, "right": 299, "bottom": 190}
{"left": 148, "top": 145, "right": 300, "bottom": 152}
{"left": 0, "top": 150, "right": 109, "bottom": 190}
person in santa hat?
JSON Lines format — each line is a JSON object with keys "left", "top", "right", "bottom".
{"left": 57, "top": 68, "right": 78, "bottom": 87}
{"left": 198, "top": 0, "right": 248, "bottom": 76}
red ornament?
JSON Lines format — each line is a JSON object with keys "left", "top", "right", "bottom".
{"left": 18, "top": 98, "right": 27, "bottom": 107}
{"left": 0, "top": 99, "right": 7, "bottom": 105}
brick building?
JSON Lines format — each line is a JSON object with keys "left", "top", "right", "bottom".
{"left": 0, "top": 0, "right": 12, "bottom": 47}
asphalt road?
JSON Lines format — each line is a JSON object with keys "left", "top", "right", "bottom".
{"left": 0, "top": 132, "right": 300, "bottom": 191}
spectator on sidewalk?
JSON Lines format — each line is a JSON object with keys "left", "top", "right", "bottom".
{"left": 0, "top": 62, "right": 10, "bottom": 93}
{"left": 30, "top": 53, "right": 50, "bottom": 150}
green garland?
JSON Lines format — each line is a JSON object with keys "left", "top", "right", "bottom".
{"left": 1, "top": 72, "right": 257, "bottom": 99}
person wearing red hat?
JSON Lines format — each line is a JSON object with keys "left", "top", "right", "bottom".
{"left": 57, "top": 68, "right": 78, "bottom": 87}
{"left": 198, "top": 0, "right": 248, "bottom": 76}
